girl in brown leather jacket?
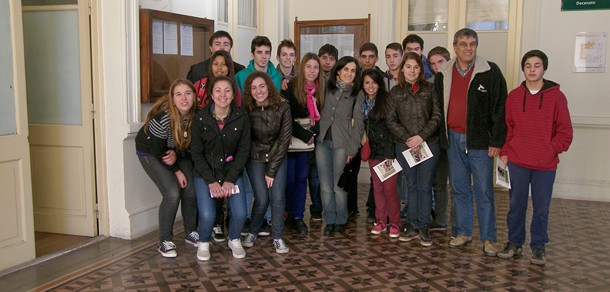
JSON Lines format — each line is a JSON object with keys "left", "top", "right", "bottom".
{"left": 241, "top": 71, "right": 292, "bottom": 254}
{"left": 387, "top": 52, "right": 442, "bottom": 247}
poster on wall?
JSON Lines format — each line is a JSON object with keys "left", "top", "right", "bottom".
{"left": 300, "top": 34, "right": 354, "bottom": 60}
{"left": 574, "top": 32, "right": 607, "bottom": 73}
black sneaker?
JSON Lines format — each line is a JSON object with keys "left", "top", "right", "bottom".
{"left": 419, "top": 228, "right": 432, "bottom": 247}
{"left": 185, "top": 231, "right": 199, "bottom": 247}
{"left": 294, "top": 219, "right": 309, "bottom": 235}
{"left": 258, "top": 221, "right": 271, "bottom": 237}
{"left": 334, "top": 224, "right": 346, "bottom": 233}
{"left": 348, "top": 210, "right": 359, "bottom": 220}
{"left": 531, "top": 247, "right": 546, "bottom": 265}
{"left": 284, "top": 216, "right": 295, "bottom": 230}
{"left": 212, "top": 225, "right": 225, "bottom": 242}
{"left": 399, "top": 226, "right": 419, "bottom": 242}
{"left": 311, "top": 212, "right": 322, "bottom": 221}
{"left": 241, "top": 218, "right": 251, "bottom": 236}
{"left": 324, "top": 224, "right": 335, "bottom": 236}
{"left": 429, "top": 222, "right": 447, "bottom": 232}
{"left": 366, "top": 213, "right": 376, "bottom": 223}
{"left": 497, "top": 242, "right": 523, "bottom": 259}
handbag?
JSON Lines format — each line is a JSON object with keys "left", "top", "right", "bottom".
{"left": 361, "top": 139, "right": 371, "bottom": 161}
{"left": 288, "top": 118, "right": 315, "bottom": 152}
{"left": 360, "top": 121, "right": 370, "bottom": 161}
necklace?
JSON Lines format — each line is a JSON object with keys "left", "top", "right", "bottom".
{"left": 213, "top": 112, "right": 228, "bottom": 123}
{"left": 182, "top": 118, "right": 190, "bottom": 138}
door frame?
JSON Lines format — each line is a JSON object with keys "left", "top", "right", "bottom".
{"left": 89, "top": 0, "right": 109, "bottom": 237}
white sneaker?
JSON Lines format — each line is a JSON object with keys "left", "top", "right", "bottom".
{"left": 243, "top": 233, "right": 256, "bottom": 248}
{"left": 196, "top": 242, "right": 210, "bottom": 261}
{"left": 228, "top": 238, "right": 246, "bottom": 259}
{"left": 273, "top": 238, "right": 289, "bottom": 254}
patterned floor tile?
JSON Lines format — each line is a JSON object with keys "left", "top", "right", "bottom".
{"left": 19, "top": 184, "right": 610, "bottom": 291}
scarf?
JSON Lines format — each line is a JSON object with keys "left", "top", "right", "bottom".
{"left": 336, "top": 79, "right": 349, "bottom": 90}
{"left": 305, "top": 83, "right": 320, "bottom": 125}
{"left": 363, "top": 97, "right": 375, "bottom": 120}
{"left": 411, "top": 82, "right": 420, "bottom": 94}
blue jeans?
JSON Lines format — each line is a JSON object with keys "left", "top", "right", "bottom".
{"left": 247, "top": 158, "right": 288, "bottom": 239}
{"left": 308, "top": 152, "right": 322, "bottom": 216}
{"left": 432, "top": 148, "right": 450, "bottom": 226}
{"left": 397, "top": 170, "right": 409, "bottom": 204}
{"left": 447, "top": 129, "right": 497, "bottom": 241}
{"left": 286, "top": 152, "right": 309, "bottom": 219}
{"left": 396, "top": 143, "right": 440, "bottom": 229}
{"left": 138, "top": 156, "right": 197, "bottom": 243}
{"left": 316, "top": 140, "right": 348, "bottom": 225}
{"left": 244, "top": 170, "right": 271, "bottom": 222}
{"left": 507, "top": 162, "right": 556, "bottom": 249}
{"left": 195, "top": 176, "right": 247, "bottom": 242}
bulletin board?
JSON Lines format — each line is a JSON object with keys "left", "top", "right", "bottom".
{"left": 294, "top": 15, "right": 370, "bottom": 60}
{"left": 140, "top": 9, "right": 214, "bottom": 103}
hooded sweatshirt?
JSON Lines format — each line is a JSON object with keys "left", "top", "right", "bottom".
{"left": 501, "top": 79, "right": 573, "bottom": 170}
{"left": 235, "top": 60, "right": 283, "bottom": 93}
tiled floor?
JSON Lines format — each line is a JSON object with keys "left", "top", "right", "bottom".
{"left": 3, "top": 184, "right": 610, "bottom": 291}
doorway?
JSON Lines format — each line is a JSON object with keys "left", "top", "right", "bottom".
{"left": 22, "top": 0, "right": 98, "bottom": 256}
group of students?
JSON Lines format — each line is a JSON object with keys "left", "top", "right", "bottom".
{"left": 136, "top": 28, "right": 573, "bottom": 266}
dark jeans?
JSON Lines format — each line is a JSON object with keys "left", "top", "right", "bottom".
{"left": 286, "top": 152, "right": 309, "bottom": 219}
{"left": 214, "top": 198, "right": 226, "bottom": 227}
{"left": 195, "top": 176, "right": 247, "bottom": 242}
{"left": 396, "top": 143, "right": 441, "bottom": 229}
{"left": 247, "top": 158, "right": 288, "bottom": 239}
{"left": 308, "top": 152, "right": 322, "bottom": 216}
{"left": 366, "top": 177, "right": 375, "bottom": 217}
{"left": 507, "top": 162, "right": 556, "bottom": 249}
{"left": 138, "top": 156, "right": 197, "bottom": 243}
{"left": 346, "top": 148, "right": 362, "bottom": 214}
{"left": 432, "top": 148, "right": 449, "bottom": 226}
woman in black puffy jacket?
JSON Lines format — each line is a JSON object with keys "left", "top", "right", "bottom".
{"left": 361, "top": 69, "right": 401, "bottom": 239}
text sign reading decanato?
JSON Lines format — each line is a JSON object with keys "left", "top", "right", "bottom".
{"left": 562, "top": 0, "right": 610, "bottom": 11}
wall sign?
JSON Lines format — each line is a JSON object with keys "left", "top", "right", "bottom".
{"left": 574, "top": 32, "right": 607, "bottom": 73}
{"left": 562, "top": 0, "right": 610, "bottom": 11}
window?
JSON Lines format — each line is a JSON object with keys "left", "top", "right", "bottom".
{"left": 466, "top": 0, "right": 509, "bottom": 30}
{"left": 408, "top": 0, "right": 448, "bottom": 31}
{"left": 218, "top": 0, "right": 228, "bottom": 23}
{"left": 238, "top": 0, "right": 256, "bottom": 28}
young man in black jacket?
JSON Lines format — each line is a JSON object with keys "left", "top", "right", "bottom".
{"left": 186, "top": 30, "right": 245, "bottom": 84}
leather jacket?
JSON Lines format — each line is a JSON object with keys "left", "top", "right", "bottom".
{"left": 190, "top": 103, "right": 251, "bottom": 184}
{"left": 387, "top": 81, "right": 442, "bottom": 146}
{"left": 248, "top": 100, "right": 292, "bottom": 178}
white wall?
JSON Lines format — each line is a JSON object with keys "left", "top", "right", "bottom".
{"left": 102, "top": 0, "right": 215, "bottom": 239}
{"left": 521, "top": 1, "right": 610, "bottom": 201}
{"left": 97, "top": 0, "right": 131, "bottom": 239}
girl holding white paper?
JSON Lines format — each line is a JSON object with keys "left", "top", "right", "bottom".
{"left": 387, "top": 52, "right": 442, "bottom": 247}
{"left": 361, "top": 69, "right": 401, "bottom": 238}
